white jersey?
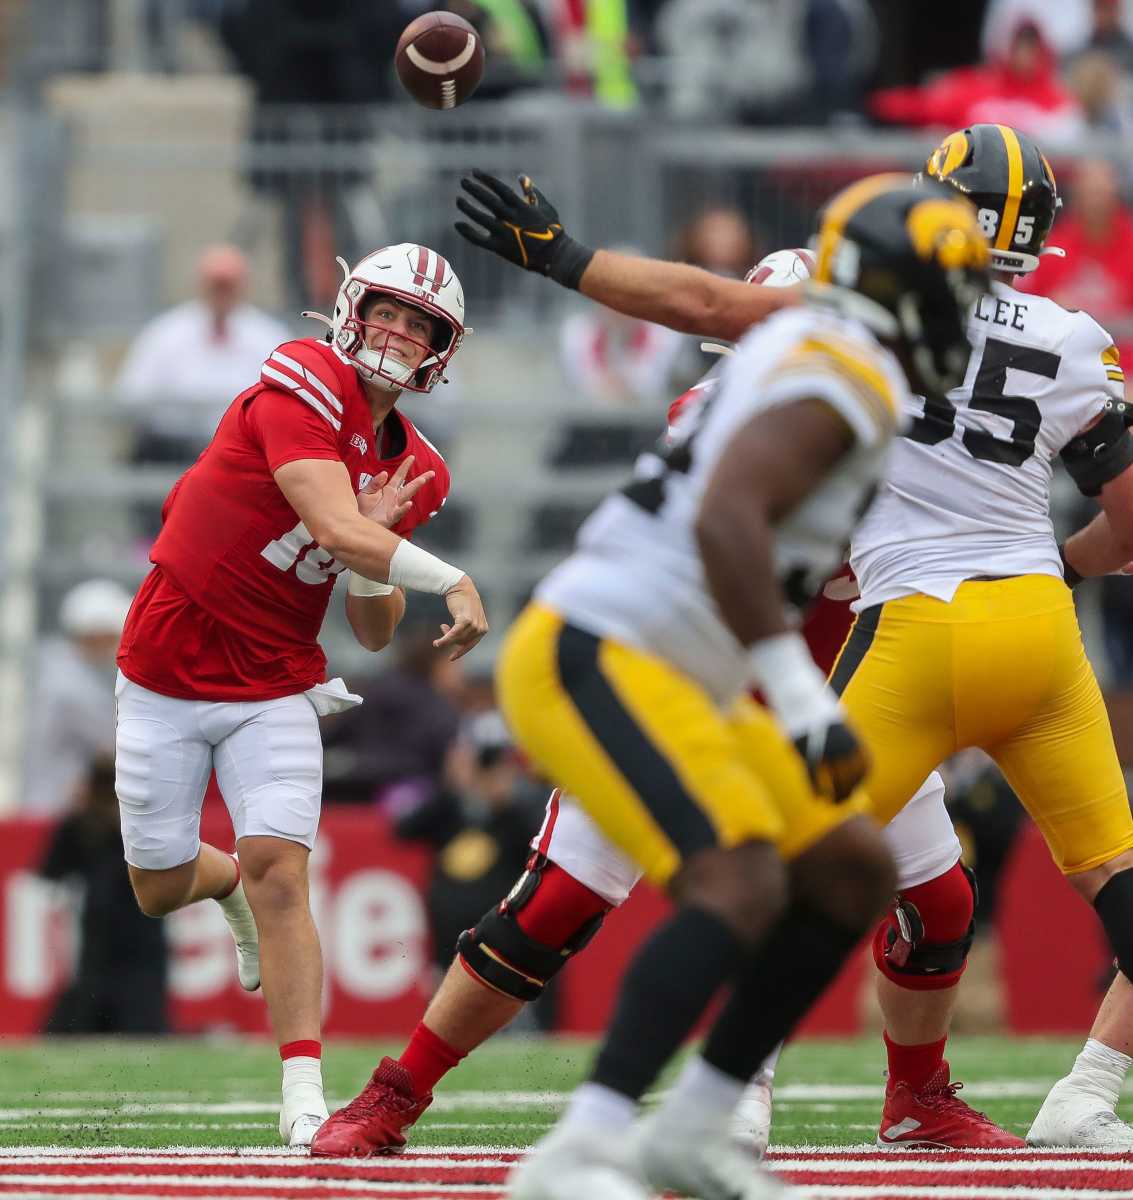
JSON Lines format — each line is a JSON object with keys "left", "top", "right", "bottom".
{"left": 539, "top": 306, "right": 907, "bottom": 704}
{"left": 852, "top": 281, "right": 1122, "bottom": 606}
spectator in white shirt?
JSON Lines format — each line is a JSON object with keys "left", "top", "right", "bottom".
{"left": 117, "top": 244, "right": 290, "bottom": 456}
{"left": 22, "top": 580, "right": 134, "bottom": 818}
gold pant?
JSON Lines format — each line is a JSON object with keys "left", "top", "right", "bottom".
{"left": 497, "top": 602, "right": 866, "bottom": 888}
{"left": 832, "top": 575, "right": 1133, "bottom": 874}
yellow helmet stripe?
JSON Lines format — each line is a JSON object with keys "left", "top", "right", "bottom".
{"left": 995, "top": 124, "right": 1024, "bottom": 252}
{"left": 814, "top": 173, "right": 909, "bottom": 284}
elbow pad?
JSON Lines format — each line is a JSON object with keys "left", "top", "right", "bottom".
{"left": 1060, "top": 402, "right": 1133, "bottom": 497}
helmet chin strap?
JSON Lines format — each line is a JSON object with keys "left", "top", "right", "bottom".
{"left": 357, "top": 347, "right": 415, "bottom": 391}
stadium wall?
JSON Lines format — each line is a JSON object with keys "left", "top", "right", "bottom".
{"left": 0, "top": 810, "right": 1109, "bottom": 1038}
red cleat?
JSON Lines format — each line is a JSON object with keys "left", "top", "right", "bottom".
{"left": 310, "top": 1058, "right": 432, "bottom": 1158}
{"left": 877, "top": 1062, "right": 1026, "bottom": 1149}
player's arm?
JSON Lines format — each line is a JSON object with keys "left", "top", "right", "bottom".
{"left": 1061, "top": 465, "right": 1133, "bottom": 581}
{"left": 578, "top": 251, "right": 795, "bottom": 339}
{"left": 342, "top": 458, "right": 427, "bottom": 652}
{"left": 454, "top": 171, "right": 798, "bottom": 340}
{"left": 345, "top": 587, "right": 406, "bottom": 653}
{"left": 697, "top": 397, "right": 854, "bottom": 644}
{"left": 273, "top": 458, "right": 488, "bottom": 659}
{"left": 696, "top": 396, "right": 867, "bottom": 801}
{"left": 1058, "top": 339, "right": 1133, "bottom": 581}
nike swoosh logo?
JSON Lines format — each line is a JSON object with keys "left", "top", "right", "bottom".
{"left": 881, "top": 1117, "right": 922, "bottom": 1140}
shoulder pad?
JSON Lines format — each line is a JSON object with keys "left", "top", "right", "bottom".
{"left": 260, "top": 340, "right": 347, "bottom": 432}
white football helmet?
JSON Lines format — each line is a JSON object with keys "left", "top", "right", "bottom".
{"left": 305, "top": 244, "right": 468, "bottom": 393}
{"left": 744, "top": 247, "right": 816, "bottom": 287}
{"left": 701, "top": 247, "right": 815, "bottom": 359}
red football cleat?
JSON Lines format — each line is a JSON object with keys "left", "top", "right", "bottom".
{"left": 310, "top": 1058, "right": 432, "bottom": 1158}
{"left": 877, "top": 1062, "right": 1026, "bottom": 1149}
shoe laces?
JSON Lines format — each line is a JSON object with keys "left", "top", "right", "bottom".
{"left": 917, "top": 1064, "right": 997, "bottom": 1127}
{"left": 338, "top": 1060, "right": 419, "bottom": 1123}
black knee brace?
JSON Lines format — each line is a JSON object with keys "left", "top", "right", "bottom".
{"left": 456, "top": 856, "right": 606, "bottom": 1002}
{"left": 877, "top": 866, "right": 978, "bottom": 987}
{"left": 1094, "top": 867, "right": 1133, "bottom": 982}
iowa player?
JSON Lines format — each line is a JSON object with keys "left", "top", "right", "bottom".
{"left": 845, "top": 125, "right": 1133, "bottom": 1150}
{"left": 457, "top": 132, "right": 1133, "bottom": 1153}
{"left": 496, "top": 180, "right": 985, "bottom": 1199}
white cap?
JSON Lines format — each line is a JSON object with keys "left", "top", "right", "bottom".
{"left": 59, "top": 579, "right": 134, "bottom": 638}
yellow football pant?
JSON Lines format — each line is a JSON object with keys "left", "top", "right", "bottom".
{"left": 497, "top": 602, "right": 867, "bottom": 888}
{"left": 831, "top": 575, "right": 1133, "bottom": 874}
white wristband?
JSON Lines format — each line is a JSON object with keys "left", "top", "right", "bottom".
{"left": 347, "top": 571, "right": 395, "bottom": 598}
{"left": 386, "top": 540, "right": 465, "bottom": 595}
{"left": 748, "top": 632, "right": 838, "bottom": 733}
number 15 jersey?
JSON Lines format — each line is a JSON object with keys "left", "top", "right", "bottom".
{"left": 851, "top": 280, "right": 1123, "bottom": 607}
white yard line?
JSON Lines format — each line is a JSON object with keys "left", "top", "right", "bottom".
{"left": 779, "top": 1157, "right": 1133, "bottom": 1173}
{"left": 0, "top": 1079, "right": 1108, "bottom": 1122}
{"left": 800, "top": 1191, "right": 1126, "bottom": 1200}
{"left": 4, "top": 1144, "right": 1130, "bottom": 1160}
{"left": 0, "top": 1176, "right": 502, "bottom": 1193}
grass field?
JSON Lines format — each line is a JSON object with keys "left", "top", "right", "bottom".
{"left": 2, "top": 1034, "right": 1131, "bottom": 1197}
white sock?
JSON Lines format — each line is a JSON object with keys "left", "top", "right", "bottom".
{"left": 560, "top": 1082, "right": 637, "bottom": 1133}
{"left": 1068, "top": 1038, "right": 1131, "bottom": 1110}
{"left": 755, "top": 1042, "right": 784, "bottom": 1085}
{"left": 657, "top": 1055, "right": 746, "bottom": 1127}
{"left": 282, "top": 1056, "right": 324, "bottom": 1098}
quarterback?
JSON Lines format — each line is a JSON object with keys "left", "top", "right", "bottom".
{"left": 454, "top": 129, "right": 1133, "bottom": 1152}
{"left": 115, "top": 244, "right": 488, "bottom": 1145}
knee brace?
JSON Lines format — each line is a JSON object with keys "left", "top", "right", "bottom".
{"left": 873, "top": 861, "right": 977, "bottom": 991}
{"left": 1094, "top": 867, "right": 1133, "bottom": 983}
{"left": 457, "top": 855, "right": 611, "bottom": 1002}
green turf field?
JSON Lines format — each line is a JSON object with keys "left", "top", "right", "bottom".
{"left": 0, "top": 1035, "right": 1101, "bottom": 1150}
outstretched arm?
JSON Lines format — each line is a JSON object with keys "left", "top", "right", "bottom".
{"left": 578, "top": 249, "right": 797, "bottom": 340}
{"left": 455, "top": 170, "right": 798, "bottom": 340}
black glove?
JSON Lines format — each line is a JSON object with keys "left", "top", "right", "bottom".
{"left": 793, "top": 717, "right": 871, "bottom": 805}
{"left": 455, "top": 171, "right": 594, "bottom": 289}
{"left": 1059, "top": 543, "right": 1084, "bottom": 588}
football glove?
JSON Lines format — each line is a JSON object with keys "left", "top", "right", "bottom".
{"left": 790, "top": 710, "right": 870, "bottom": 804}
{"left": 455, "top": 171, "right": 594, "bottom": 289}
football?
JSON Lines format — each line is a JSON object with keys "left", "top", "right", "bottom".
{"left": 395, "top": 11, "right": 485, "bottom": 111}
{"left": 745, "top": 247, "right": 816, "bottom": 287}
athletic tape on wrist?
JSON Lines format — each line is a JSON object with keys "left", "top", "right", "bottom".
{"left": 347, "top": 571, "right": 396, "bottom": 597}
{"left": 386, "top": 540, "right": 465, "bottom": 595}
{"left": 748, "top": 632, "right": 834, "bottom": 721}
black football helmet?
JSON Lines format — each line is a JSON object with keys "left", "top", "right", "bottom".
{"left": 811, "top": 173, "right": 991, "bottom": 396}
{"left": 922, "top": 123, "right": 1060, "bottom": 274}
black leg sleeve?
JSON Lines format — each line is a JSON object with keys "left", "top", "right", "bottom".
{"left": 591, "top": 906, "right": 744, "bottom": 1101}
{"left": 1094, "top": 868, "right": 1133, "bottom": 982}
{"left": 701, "top": 902, "right": 863, "bottom": 1083}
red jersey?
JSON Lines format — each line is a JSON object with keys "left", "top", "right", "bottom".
{"left": 118, "top": 338, "right": 450, "bottom": 701}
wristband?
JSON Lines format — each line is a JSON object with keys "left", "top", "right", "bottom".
{"left": 748, "top": 632, "right": 838, "bottom": 730}
{"left": 549, "top": 236, "right": 595, "bottom": 290}
{"left": 347, "top": 571, "right": 395, "bottom": 598}
{"left": 386, "top": 540, "right": 465, "bottom": 595}
{"left": 1059, "top": 543, "right": 1084, "bottom": 588}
